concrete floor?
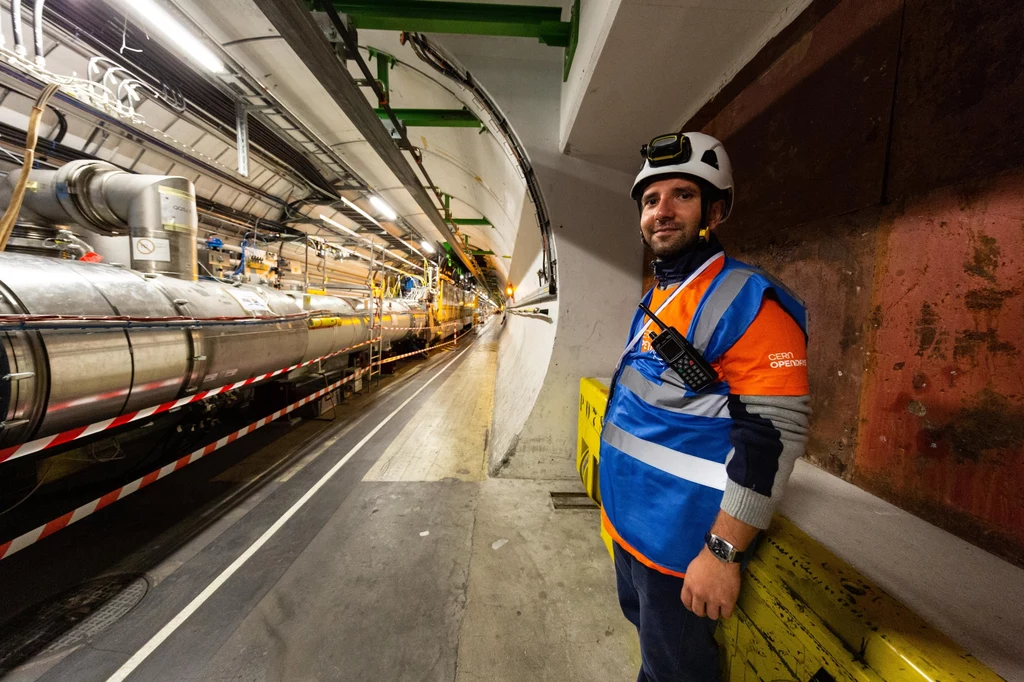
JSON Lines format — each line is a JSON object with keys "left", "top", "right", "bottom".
{"left": 0, "top": 323, "right": 637, "bottom": 681}
{"left": 364, "top": 327, "right": 497, "bottom": 483}
{"left": 356, "top": 323, "right": 637, "bottom": 681}
{"left": 186, "top": 477, "right": 635, "bottom": 682}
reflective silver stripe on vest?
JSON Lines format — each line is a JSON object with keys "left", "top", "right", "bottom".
{"left": 602, "top": 422, "right": 728, "bottom": 491}
{"left": 691, "top": 268, "right": 756, "bottom": 353}
{"left": 619, "top": 365, "right": 730, "bottom": 419}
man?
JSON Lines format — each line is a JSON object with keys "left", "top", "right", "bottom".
{"left": 599, "top": 132, "right": 810, "bottom": 681}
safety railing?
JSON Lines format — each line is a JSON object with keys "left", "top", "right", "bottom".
{"left": 0, "top": 328, "right": 473, "bottom": 560}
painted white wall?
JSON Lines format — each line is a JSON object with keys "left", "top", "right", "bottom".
{"left": 559, "top": 0, "right": 814, "bottom": 172}
{"left": 502, "top": 151, "right": 639, "bottom": 479}
{"left": 559, "top": 0, "right": 625, "bottom": 146}
{"left": 489, "top": 205, "right": 558, "bottom": 473}
{"left": 440, "top": 37, "right": 642, "bottom": 479}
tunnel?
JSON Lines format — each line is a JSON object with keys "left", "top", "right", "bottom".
{"left": 0, "top": 0, "right": 1021, "bottom": 680}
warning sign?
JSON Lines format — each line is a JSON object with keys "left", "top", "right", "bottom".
{"left": 158, "top": 185, "right": 195, "bottom": 233}
{"left": 227, "top": 288, "right": 272, "bottom": 314}
{"left": 131, "top": 237, "right": 171, "bottom": 262}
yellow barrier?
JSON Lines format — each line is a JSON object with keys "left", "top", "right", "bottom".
{"left": 577, "top": 377, "right": 613, "bottom": 558}
{"left": 576, "top": 378, "right": 1001, "bottom": 682}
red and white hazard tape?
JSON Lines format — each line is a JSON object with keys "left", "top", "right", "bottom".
{"left": 378, "top": 321, "right": 461, "bottom": 332}
{"left": 0, "top": 338, "right": 381, "bottom": 465}
{"left": 0, "top": 366, "right": 371, "bottom": 561}
{"left": 379, "top": 338, "right": 458, "bottom": 365}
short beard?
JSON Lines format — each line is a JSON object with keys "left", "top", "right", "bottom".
{"left": 648, "top": 231, "right": 699, "bottom": 259}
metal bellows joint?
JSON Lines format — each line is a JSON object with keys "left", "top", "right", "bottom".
{"left": 0, "top": 160, "right": 198, "bottom": 280}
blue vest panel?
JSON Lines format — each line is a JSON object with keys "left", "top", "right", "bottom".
{"left": 600, "top": 257, "right": 807, "bottom": 574}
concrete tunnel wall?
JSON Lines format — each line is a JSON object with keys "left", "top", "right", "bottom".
{"left": 639, "top": 0, "right": 1024, "bottom": 565}
{"left": 441, "top": 39, "right": 643, "bottom": 479}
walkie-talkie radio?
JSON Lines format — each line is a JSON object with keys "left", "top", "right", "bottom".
{"left": 638, "top": 302, "right": 718, "bottom": 392}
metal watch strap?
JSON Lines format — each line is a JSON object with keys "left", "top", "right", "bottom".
{"left": 705, "top": 532, "right": 746, "bottom": 563}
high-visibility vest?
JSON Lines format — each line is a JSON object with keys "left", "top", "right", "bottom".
{"left": 599, "top": 254, "right": 807, "bottom": 576}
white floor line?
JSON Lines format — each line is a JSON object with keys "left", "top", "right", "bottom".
{"left": 106, "top": 346, "right": 472, "bottom": 682}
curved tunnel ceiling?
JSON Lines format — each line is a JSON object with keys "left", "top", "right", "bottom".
{"left": 0, "top": 0, "right": 557, "bottom": 296}
{"left": 167, "top": 0, "right": 549, "bottom": 293}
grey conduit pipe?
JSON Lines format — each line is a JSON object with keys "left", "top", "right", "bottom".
{"left": 32, "top": 0, "right": 45, "bottom": 65}
{"left": 10, "top": 0, "right": 24, "bottom": 55}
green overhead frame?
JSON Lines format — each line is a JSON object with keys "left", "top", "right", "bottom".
{"left": 374, "top": 108, "right": 483, "bottom": 127}
{"left": 432, "top": 190, "right": 494, "bottom": 228}
{"left": 367, "top": 48, "right": 396, "bottom": 104}
{"left": 327, "top": 0, "right": 580, "bottom": 81}
{"left": 463, "top": 233, "right": 494, "bottom": 256}
{"left": 365, "top": 49, "right": 484, "bottom": 127}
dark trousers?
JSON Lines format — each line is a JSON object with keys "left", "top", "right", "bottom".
{"left": 614, "top": 543, "right": 720, "bottom": 682}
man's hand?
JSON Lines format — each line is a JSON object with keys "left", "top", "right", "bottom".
{"left": 680, "top": 547, "right": 741, "bottom": 620}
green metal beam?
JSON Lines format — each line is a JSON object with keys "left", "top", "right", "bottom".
{"left": 374, "top": 108, "right": 483, "bottom": 128}
{"left": 329, "top": 1, "right": 570, "bottom": 46}
{"left": 451, "top": 218, "right": 492, "bottom": 227}
{"left": 324, "top": 0, "right": 580, "bottom": 81}
{"left": 460, "top": 233, "right": 494, "bottom": 256}
{"left": 367, "top": 48, "right": 395, "bottom": 104}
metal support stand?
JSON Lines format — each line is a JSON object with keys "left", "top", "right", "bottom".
{"left": 303, "top": 236, "right": 310, "bottom": 291}
{"left": 366, "top": 243, "right": 384, "bottom": 389}
{"left": 367, "top": 283, "right": 385, "bottom": 389}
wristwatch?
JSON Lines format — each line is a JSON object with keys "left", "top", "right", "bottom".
{"left": 704, "top": 532, "right": 746, "bottom": 563}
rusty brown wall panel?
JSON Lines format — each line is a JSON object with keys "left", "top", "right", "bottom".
{"left": 723, "top": 214, "right": 879, "bottom": 476}
{"left": 887, "top": 0, "right": 1024, "bottom": 200}
{"left": 645, "top": 0, "right": 1024, "bottom": 564}
{"left": 703, "top": 0, "right": 902, "bottom": 241}
{"left": 854, "top": 171, "right": 1024, "bottom": 565}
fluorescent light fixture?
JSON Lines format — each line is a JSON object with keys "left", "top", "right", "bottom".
{"left": 369, "top": 196, "right": 398, "bottom": 221}
{"left": 420, "top": 240, "right": 436, "bottom": 254}
{"left": 396, "top": 237, "right": 425, "bottom": 259}
{"left": 339, "top": 197, "right": 382, "bottom": 229}
{"left": 321, "top": 214, "right": 367, "bottom": 241}
{"left": 119, "top": 0, "right": 225, "bottom": 74}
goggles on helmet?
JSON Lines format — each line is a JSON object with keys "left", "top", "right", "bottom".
{"left": 640, "top": 133, "right": 692, "bottom": 167}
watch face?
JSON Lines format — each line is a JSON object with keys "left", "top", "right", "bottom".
{"left": 708, "top": 536, "right": 734, "bottom": 561}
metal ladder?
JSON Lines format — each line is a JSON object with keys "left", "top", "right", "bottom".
{"left": 367, "top": 280, "right": 385, "bottom": 389}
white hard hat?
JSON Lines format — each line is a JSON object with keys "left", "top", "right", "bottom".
{"left": 630, "top": 132, "right": 734, "bottom": 221}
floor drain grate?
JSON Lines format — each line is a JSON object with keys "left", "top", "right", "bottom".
{"left": 0, "top": 574, "right": 149, "bottom": 672}
{"left": 550, "top": 492, "right": 598, "bottom": 510}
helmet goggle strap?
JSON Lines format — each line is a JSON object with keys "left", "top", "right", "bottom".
{"left": 640, "top": 133, "right": 692, "bottom": 167}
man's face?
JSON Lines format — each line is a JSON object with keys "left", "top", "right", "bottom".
{"left": 639, "top": 177, "right": 705, "bottom": 258}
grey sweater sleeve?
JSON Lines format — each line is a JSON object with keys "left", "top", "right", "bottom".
{"left": 720, "top": 394, "right": 811, "bottom": 529}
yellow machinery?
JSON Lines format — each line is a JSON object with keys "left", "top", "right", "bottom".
{"left": 577, "top": 377, "right": 613, "bottom": 558}
{"left": 576, "top": 378, "right": 1001, "bottom": 682}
